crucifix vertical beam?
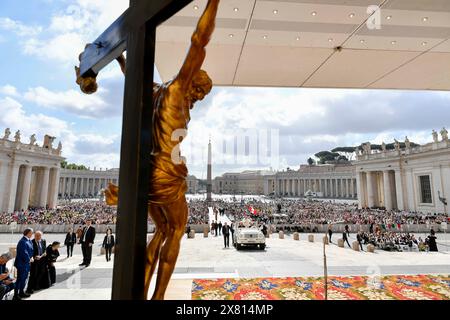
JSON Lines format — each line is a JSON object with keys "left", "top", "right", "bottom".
{"left": 111, "top": 0, "right": 194, "bottom": 301}
{"left": 111, "top": 16, "right": 155, "bottom": 300}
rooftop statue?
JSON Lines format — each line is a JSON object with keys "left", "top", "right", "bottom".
{"left": 432, "top": 130, "right": 438, "bottom": 143}
{"left": 363, "top": 142, "right": 371, "bottom": 155}
{"left": 29, "top": 134, "right": 36, "bottom": 146}
{"left": 3, "top": 128, "right": 11, "bottom": 140}
{"left": 394, "top": 139, "right": 400, "bottom": 151}
{"left": 441, "top": 127, "right": 448, "bottom": 141}
{"left": 14, "top": 130, "right": 20, "bottom": 143}
{"left": 404, "top": 136, "right": 410, "bottom": 149}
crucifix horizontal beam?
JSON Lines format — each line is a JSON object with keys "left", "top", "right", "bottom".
{"left": 79, "top": 0, "right": 193, "bottom": 77}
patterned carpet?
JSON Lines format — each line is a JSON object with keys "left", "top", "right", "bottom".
{"left": 192, "top": 275, "right": 450, "bottom": 300}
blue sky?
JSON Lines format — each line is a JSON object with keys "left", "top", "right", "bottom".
{"left": 1, "top": 0, "right": 449, "bottom": 178}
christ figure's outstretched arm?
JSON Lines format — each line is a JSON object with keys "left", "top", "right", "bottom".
{"left": 175, "top": 0, "right": 220, "bottom": 91}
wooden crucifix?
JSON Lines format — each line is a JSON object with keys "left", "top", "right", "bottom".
{"left": 76, "top": 0, "right": 220, "bottom": 300}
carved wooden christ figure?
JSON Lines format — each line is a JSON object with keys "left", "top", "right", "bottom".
{"left": 76, "top": 0, "right": 219, "bottom": 299}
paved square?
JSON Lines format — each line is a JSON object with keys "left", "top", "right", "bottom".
{"left": 2, "top": 232, "right": 449, "bottom": 300}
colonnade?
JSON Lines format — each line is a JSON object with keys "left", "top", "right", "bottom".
{"left": 267, "top": 177, "right": 357, "bottom": 199}
{"left": 0, "top": 163, "right": 60, "bottom": 212}
{"left": 59, "top": 176, "right": 118, "bottom": 198}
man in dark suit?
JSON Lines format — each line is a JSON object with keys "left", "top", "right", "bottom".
{"left": 102, "top": 229, "right": 115, "bottom": 262}
{"left": 64, "top": 228, "right": 77, "bottom": 258}
{"left": 344, "top": 225, "right": 350, "bottom": 238}
{"left": 230, "top": 224, "right": 235, "bottom": 246}
{"left": 214, "top": 222, "right": 219, "bottom": 237}
{"left": 26, "top": 231, "right": 47, "bottom": 293}
{"left": 222, "top": 222, "right": 231, "bottom": 248}
{"left": 328, "top": 226, "right": 333, "bottom": 243}
{"left": 343, "top": 231, "right": 351, "bottom": 248}
{"left": 218, "top": 221, "right": 223, "bottom": 236}
{"left": 79, "top": 219, "right": 96, "bottom": 267}
{"left": 14, "top": 228, "right": 34, "bottom": 300}
{"left": 356, "top": 232, "right": 364, "bottom": 251}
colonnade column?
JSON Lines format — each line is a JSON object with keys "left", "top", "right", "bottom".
{"left": 19, "top": 165, "right": 32, "bottom": 210}
{"left": 60, "top": 177, "right": 65, "bottom": 196}
{"left": 352, "top": 178, "right": 355, "bottom": 197}
{"left": 394, "top": 170, "right": 404, "bottom": 211}
{"left": 48, "top": 168, "right": 60, "bottom": 208}
{"left": 383, "top": 170, "right": 392, "bottom": 211}
{"left": 4, "top": 164, "right": 20, "bottom": 213}
{"left": 356, "top": 172, "right": 364, "bottom": 208}
{"left": 345, "top": 179, "right": 349, "bottom": 198}
{"left": 80, "top": 178, "right": 84, "bottom": 195}
{"left": 38, "top": 167, "right": 50, "bottom": 207}
{"left": 334, "top": 179, "right": 338, "bottom": 198}
{"left": 366, "top": 171, "right": 375, "bottom": 208}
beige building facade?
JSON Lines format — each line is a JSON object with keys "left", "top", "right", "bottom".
{"left": 356, "top": 129, "right": 449, "bottom": 214}
{"left": 187, "top": 175, "right": 199, "bottom": 194}
{"left": 264, "top": 164, "right": 356, "bottom": 199}
{"left": 59, "top": 168, "right": 119, "bottom": 198}
{"left": 214, "top": 170, "right": 275, "bottom": 195}
{"left": 0, "top": 129, "right": 64, "bottom": 213}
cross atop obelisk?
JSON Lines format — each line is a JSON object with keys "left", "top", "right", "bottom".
{"left": 206, "top": 137, "right": 212, "bottom": 203}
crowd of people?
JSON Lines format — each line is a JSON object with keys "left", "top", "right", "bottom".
{"left": 207, "top": 198, "right": 446, "bottom": 253}
{"left": 239, "top": 199, "right": 448, "bottom": 227}
{"left": 0, "top": 202, "right": 117, "bottom": 225}
{"left": 1, "top": 196, "right": 446, "bottom": 300}
{"left": 186, "top": 199, "right": 210, "bottom": 224}
{"left": 1, "top": 198, "right": 447, "bottom": 229}
{"left": 354, "top": 229, "right": 439, "bottom": 252}
{"left": 0, "top": 199, "right": 211, "bottom": 226}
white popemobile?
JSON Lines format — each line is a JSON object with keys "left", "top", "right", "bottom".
{"left": 233, "top": 218, "right": 266, "bottom": 250}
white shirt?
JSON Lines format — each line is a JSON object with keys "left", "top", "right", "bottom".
{"left": 82, "top": 226, "right": 90, "bottom": 242}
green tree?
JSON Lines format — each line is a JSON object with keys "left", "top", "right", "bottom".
{"left": 314, "top": 151, "right": 340, "bottom": 164}
{"left": 332, "top": 146, "right": 358, "bottom": 160}
{"left": 63, "top": 162, "right": 88, "bottom": 170}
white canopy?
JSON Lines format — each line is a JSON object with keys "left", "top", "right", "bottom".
{"left": 156, "top": 0, "right": 450, "bottom": 91}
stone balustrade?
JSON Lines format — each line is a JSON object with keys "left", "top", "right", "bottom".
{"left": 357, "top": 137, "right": 449, "bottom": 162}
{"left": 0, "top": 138, "right": 62, "bottom": 156}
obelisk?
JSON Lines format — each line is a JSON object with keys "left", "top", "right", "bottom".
{"left": 206, "top": 138, "right": 212, "bottom": 203}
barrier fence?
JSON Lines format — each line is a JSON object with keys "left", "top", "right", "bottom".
{"left": 0, "top": 223, "right": 446, "bottom": 234}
